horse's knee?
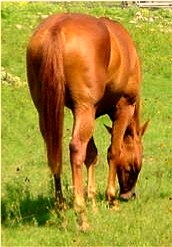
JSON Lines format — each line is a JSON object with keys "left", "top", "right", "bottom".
{"left": 69, "top": 139, "right": 85, "bottom": 167}
{"left": 70, "top": 139, "right": 79, "bottom": 154}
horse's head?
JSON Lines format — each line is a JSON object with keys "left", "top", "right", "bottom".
{"left": 117, "top": 120, "right": 149, "bottom": 201}
{"left": 105, "top": 120, "right": 148, "bottom": 201}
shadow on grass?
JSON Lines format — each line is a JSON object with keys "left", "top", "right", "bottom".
{"left": 1, "top": 194, "right": 55, "bottom": 226}
{"left": 1, "top": 181, "right": 73, "bottom": 227}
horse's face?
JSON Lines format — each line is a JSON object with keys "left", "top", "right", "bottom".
{"left": 117, "top": 133, "right": 142, "bottom": 201}
{"left": 117, "top": 121, "right": 148, "bottom": 201}
{"left": 106, "top": 121, "right": 148, "bottom": 201}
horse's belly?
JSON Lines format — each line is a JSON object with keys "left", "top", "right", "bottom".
{"left": 95, "top": 87, "right": 120, "bottom": 117}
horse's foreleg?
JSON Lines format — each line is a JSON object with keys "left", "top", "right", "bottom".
{"left": 106, "top": 97, "right": 135, "bottom": 207}
{"left": 70, "top": 106, "right": 95, "bottom": 231}
{"left": 85, "top": 137, "right": 98, "bottom": 211}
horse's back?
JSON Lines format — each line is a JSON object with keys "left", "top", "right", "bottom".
{"left": 100, "top": 17, "right": 140, "bottom": 88}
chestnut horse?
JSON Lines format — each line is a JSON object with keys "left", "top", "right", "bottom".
{"left": 27, "top": 13, "right": 148, "bottom": 230}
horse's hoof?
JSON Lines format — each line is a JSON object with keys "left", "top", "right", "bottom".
{"left": 79, "top": 221, "right": 90, "bottom": 232}
{"left": 76, "top": 211, "right": 90, "bottom": 232}
{"left": 55, "top": 199, "right": 67, "bottom": 212}
{"left": 111, "top": 204, "right": 120, "bottom": 211}
{"left": 109, "top": 199, "right": 120, "bottom": 211}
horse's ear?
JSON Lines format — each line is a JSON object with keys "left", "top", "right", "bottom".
{"left": 140, "top": 120, "right": 149, "bottom": 136}
{"left": 104, "top": 124, "right": 112, "bottom": 134}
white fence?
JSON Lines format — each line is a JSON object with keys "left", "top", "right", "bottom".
{"left": 136, "top": 1, "right": 172, "bottom": 8}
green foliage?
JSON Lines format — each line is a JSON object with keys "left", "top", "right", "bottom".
{"left": 1, "top": 2, "right": 172, "bottom": 246}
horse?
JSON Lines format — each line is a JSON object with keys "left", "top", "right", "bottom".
{"left": 26, "top": 13, "right": 148, "bottom": 231}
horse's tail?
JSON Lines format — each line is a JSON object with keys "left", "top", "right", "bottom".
{"left": 39, "top": 30, "right": 65, "bottom": 176}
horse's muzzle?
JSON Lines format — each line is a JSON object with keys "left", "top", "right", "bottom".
{"left": 120, "top": 191, "right": 136, "bottom": 201}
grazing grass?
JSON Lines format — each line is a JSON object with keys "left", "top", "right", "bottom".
{"left": 1, "top": 2, "right": 172, "bottom": 246}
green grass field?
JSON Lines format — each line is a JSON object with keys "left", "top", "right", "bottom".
{"left": 1, "top": 2, "right": 172, "bottom": 246}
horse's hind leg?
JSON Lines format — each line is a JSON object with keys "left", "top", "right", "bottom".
{"left": 70, "top": 106, "right": 95, "bottom": 231}
{"left": 85, "top": 137, "right": 98, "bottom": 211}
{"left": 54, "top": 175, "right": 64, "bottom": 210}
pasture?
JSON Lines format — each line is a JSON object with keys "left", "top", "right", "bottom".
{"left": 1, "top": 2, "right": 172, "bottom": 246}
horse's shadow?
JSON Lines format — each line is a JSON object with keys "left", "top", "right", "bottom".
{"left": 1, "top": 183, "right": 73, "bottom": 227}
{"left": 2, "top": 181, "right": 122, "bottom": 227}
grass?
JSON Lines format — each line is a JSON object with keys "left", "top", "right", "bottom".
{"left": 1, "top": 2, "right": 172, "bottom": 246}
